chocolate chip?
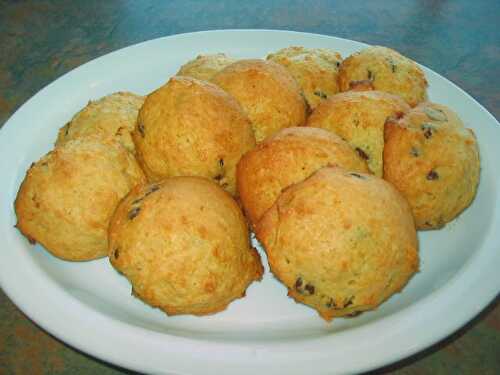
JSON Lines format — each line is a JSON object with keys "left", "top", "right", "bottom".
{"left": 367, "top": 69, "right": 374, "bottom": 80}
{"left": 219, "top": 158, "right": 224, "bottom": 167}
{"left": 421, "top": 123, "right": 436, "bottom": 139}
{"left": 426, "top": 170, "right": 439, "bottom": 180}
{"left": 137, "top": 122, "right": 145, "bottom": 137}
{"left": 304, "top": 284, "right": 315, "bottom": 295}
{"left": 64, "top": 122, "right": 71, "bottom": 136}
{"left": 410, "top": 147, "right": 420, "bottom": 157}
{"left": 114, "top": 248, "right": 120, "bottom": 259}
{"left": 326, "top": 298, "right": 336, "bottom": 308}
{"left": 336, "top": 61, "right": 340, "bottom": 68}
{"left": 128, "top": 206, "right": 141, "bottom": 220}
{"left": 385, "top": 57, "right": 397, "bottom": 73}
{"left": 350, "top": 172, "right": 366, "bottom": 179}
{"left": 295, "top": 277, "right": 303, "bottom": 289}
{"left": 27, "top": 236, "right": 36, "bottom": 245}
{"left": 355, "top": 147, "right": 369, "bottom": 160}
{"left": 214, "top": 174, "right": 223, "bottom": 181}
{"left": 313, "top": 91, "right": 327, "bottom": 99}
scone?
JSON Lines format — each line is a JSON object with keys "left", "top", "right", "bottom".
{"left": 306, "top": 91, "right": 410, "bottom": 176}
{"left": 383, "top": 102, "right": 480, "bottom": 229}
{"left": 56, "top": 92, "right": 145, "bottom": 153}
{"left": 14, "top": 137, "right": 146, "bottom": 261}
{"left": 211, "top": 59, "right": 307, "bottom": 142}
{"left": 338, "top": 46, "right": 428, "bottom": 107}
{"left": 176, "top": 53, "right": 237, "bottom": 81}
{"left": 267, "top": 46, "right": 342, "bottom": 110}
{"left": 237, "top": 127, "right": 369, "bottom": 226}
{"left": 255, "top": 167, "right": 418, "bottom": 321}
{"left": 132, "top": 76, "right": 255, "bottom": 195}
{"left": 108, "top": 177, "right": 264, "bottom": 316}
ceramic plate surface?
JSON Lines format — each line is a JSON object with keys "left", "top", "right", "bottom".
{"left": 0, "top": 30, "right": 499, "bottom": 375}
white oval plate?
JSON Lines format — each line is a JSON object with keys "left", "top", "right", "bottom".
{"left": 0, "top": 30, "right": 499, "bottom": 375}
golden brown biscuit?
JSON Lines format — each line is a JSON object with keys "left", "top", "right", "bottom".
{"left": 176, "top": 53, "right": 237, "bottom": 81}
{"left": 255, "top": 167, "right": 418, "bottom": 321}
{"left": 132, "top": 76, "right": 255, "bottom": 195}
{"left": 15, "top": 137, "right": 146, "bottom": 261}
{"left": 306, "top": 91, "right": 410, "bottom": 176}
{"left": 237, "top": 127, "right": 369, "bottom": 226}
{"left": 211, "top": 59, "right": 307, "bottom": 142}
{"left": 338, "top": 46, "right": 428, "bottom": 107}
{"left": 108, "top": 177, "right": 263, "bottom": 316}
{"left": 383, "top": 102, "right": 480, "bottom": 229}
{"left": 56, "top": 92, "right": 145, "bottom": 153}
{"left": 267, "top": 46, "right": 342, "bottom": 110}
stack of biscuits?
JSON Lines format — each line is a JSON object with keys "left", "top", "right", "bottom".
{"left": 14, "top": 44, "right": 480, "bottom": 321}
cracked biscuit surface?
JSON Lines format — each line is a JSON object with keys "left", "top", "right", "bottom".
{"left": 255, "top": 167, "right": 418, "bottom": 321}
{"left": 108, "top": 177, "right": 263, "bottom": 316}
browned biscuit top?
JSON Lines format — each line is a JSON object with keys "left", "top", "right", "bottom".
{"left": 307, "top": 90, "right": 410, "bottom": 176}
{"left": 15, "top": 136, "right": 146, "bottom": 261}
{"left": 338, "top": 46, "right": 428, "bottom": 107}
{"left": 133, "top": 76, "right": 255, "bottom": 195}
{"left": 56, "top": 91, "right": 145, "bottom": 153}
{"left": 267, "top": 46, "right": 343, "bottom": 110}
{"left": 256, "top": 166, "right": 418, "bottom": 321}
{"left": 383, "top": 102, "right": 480, "bottom": 229}
{"left": 108, "top": 177, "right": 263, "bottom": 316}
{"left": 237, "top": 126, "right": 369, "bottom": 226}
{"left": 211, "top": 59, "right": 307, "bottom": 142}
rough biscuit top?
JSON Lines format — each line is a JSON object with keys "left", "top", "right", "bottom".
{"left": 15, "top": 136, "right": 146, "bottom": 261}
{"left": 133, "top": 76, "right": 255, "bottom": 195}
{"left": 255, "top": 167, "right": 418, "bottom": 321}
{"left": 176, "top": 53, "right": 237, "bottom": 81}
{"left": 211, "top": 59, "right": 307, "bottom": 142}
{"left": 306, "top": 90, "right": 410, "bottom": 176}
{"left": 384, "top": 102, "right": 480, "bottom": 229}
{"left": 338, "top": 46, "right": 428, "bottom": 107}
{"left": 237, "top": 126, "right": 369, "bottom": 226}
{"left": 56, "top": 92, "right": 145, "bottom": 153}
{"left": 267, "top": 46, "right": 342, "bottom": 110}
{"left": 108, "top": 177, "right": 263, "bottom": 316}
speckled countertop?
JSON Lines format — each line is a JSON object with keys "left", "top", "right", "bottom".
{"left": 1, "top": 1, "right": 499, "bottom": 374}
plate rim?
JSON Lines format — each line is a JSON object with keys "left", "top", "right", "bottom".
{"left": 1, "top": 28, "right": 499, "bottom": 375}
